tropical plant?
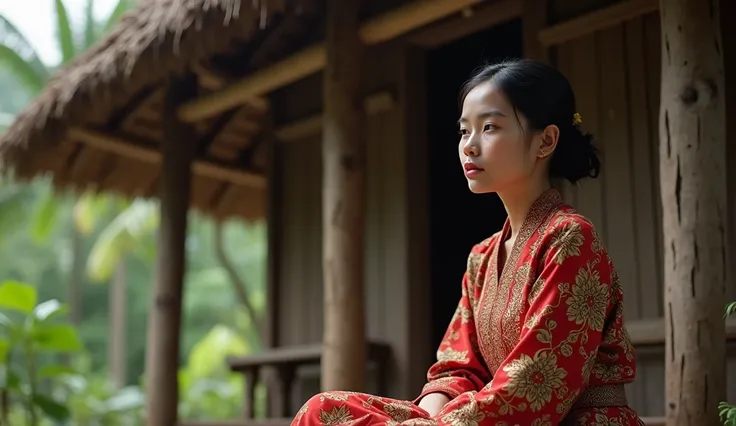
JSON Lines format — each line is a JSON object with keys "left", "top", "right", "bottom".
{"left": 0, "top": 280, "right": 83, "bottom": 425}
{"left": 177, "top": 323, "right": 267, "bottom": 420}
{"left": 719, "top": 301, "right": 736, "bottom": 426}
{"left": 1, "top": 0, "right": 139, "bottom": 336}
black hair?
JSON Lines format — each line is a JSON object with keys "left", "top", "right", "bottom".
{"left": 459, "top": 58, "right": 600, "bottom": 184}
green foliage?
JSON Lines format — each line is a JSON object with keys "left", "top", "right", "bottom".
{"left": 178, "top": 324, "right": 266, "bottom": 420}
{"left": 0, "top": 281, "right": 83, "bottom": 425}
{"left": 720, "top": 401, "right": 736, "bottom": 426}
{"left": 1, "top": 1, "right": 268, "bottom": 422}
{"left": 0, "top": 16, "right": 49, "bottom": 94}
{"left": 86, "top": 199, "right": 157, "bottom": 282}
{"left": 721, "top": 302, "right": 736, "bottom": 426}
{"left": 726, "top": 301, "right": 736, "bottom": 319}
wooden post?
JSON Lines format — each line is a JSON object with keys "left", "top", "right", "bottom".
{"left": 144, "top": 75, "right": 197, "bottom": 426}
{"left": 522, "top": 0, "right": 549, "bottom": 63}
{"left": 659, "top": 1, "right": 727, "bottom": 425}
{"left": 321, "top": 0, "right": 367, "bottom": 391}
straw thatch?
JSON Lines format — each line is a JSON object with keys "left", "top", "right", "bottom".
{"left": 0, "top": 0, "right": 308, "bottom": 220}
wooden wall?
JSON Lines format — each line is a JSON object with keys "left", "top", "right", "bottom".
{"left": 271, "top": 42, "right": 430, "bottom": 410}
{"left": 552, "top": 8, "right": 736, "bottom": 417}
{"left": 268, "top": 0, "right": 736, "bottom": 418}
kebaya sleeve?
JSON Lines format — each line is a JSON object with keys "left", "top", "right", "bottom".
{"left": 415, "top": 250, "right": 492, "bottom": 402}
{"left": 432, "top": 217, "right": 613, "bottom": 425}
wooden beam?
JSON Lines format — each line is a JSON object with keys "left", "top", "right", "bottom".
{"left": 67, "top": 128, "right": 266, "bottom": 188}
{"left": 538, "top": 0, "right": 658, "bottom": 46}
{"left": 408, "top": 0, "right": 522, "bottom": 48}
{"left": 626, "top": 318, "right": 736, "bottom": 346}
{"left": 274, "top": 90, "right": 396, "bottom": 142}
{"left": 523, "top": 0, "right": 549, "bottom": 62}
{"left": 177, "top": 0, "right": 485, "bottom": 122}
{"left": 145, "top": 75, "right": 197, "bottom": 426}
{"left": 191, "top": 61, "right": 271, "bottom": 114}
{"left": 357, "top": 0, "right": 485, "bottom": 44}
{"left": 321, "top": 0, "right": 366, "bottom": 391}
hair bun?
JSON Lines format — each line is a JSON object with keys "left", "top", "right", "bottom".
{"left": 550, "top": 126, "right": 600, "bottom": 183}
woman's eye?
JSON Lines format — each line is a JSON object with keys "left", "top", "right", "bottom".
{"left": 483, "top": 123, "right": 496, "bottom": 132}
{"left": 458, "top": 128, "right": 469, "bottom": 136}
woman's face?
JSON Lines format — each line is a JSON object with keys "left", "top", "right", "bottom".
{"left": 457, "top": 81, "right": 544, "bottom": 194}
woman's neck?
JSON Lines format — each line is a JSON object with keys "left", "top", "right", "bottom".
{"left": 498, "top": 180, "right": 551, "bottom": 239}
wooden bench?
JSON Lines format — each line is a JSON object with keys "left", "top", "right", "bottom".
{"left": 226, "top": 342, "right": 392, "bottom": 420}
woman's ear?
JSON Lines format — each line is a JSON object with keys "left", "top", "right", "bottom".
{"left": 537, "top": 125, "right": 560, "bottom": 159}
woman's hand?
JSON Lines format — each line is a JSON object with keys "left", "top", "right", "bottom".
{"left": 417, "top": 392, "right": 451, "bottom": 418}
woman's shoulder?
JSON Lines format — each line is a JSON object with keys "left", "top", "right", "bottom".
{"left": 470, "top": 230, "right": 504, "bottom": 255}
{"left": 538, "top": 206, "right": 605, "bottom": 254}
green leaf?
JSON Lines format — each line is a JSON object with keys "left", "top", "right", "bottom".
{"left": 104, "top": 0, "right": 136, "bottom": 33}
{"left": 38, "top": 364, "right": 76, "bottom": 379}
{"left": 30, "top": 188, "right": 59, "bottom": 244}
{"left": 83, "top": 0, "right": 96, "bottom": 49}
{"left": 0, "top": 312, "right": 12, "bottom": 327}
{"left": 187, "top": 324, "right": 248, "bottom": 379}
{"left": 0, "top": 16, "right": 49, "bottom": 92}
{"left": 0, "top": 185, "right": 33, "bottom": 245}
{"left": 73, "top": 193, "right": 111, "bottom": 235}
{"left": 33, "top": 299, "right": 67, "bottom": 322}
{"left": 32, "top": 324, "right": 83, "bottom": 353}
{"left": 54, "top": 0, "right": 76, "bottom": 63}
{"left": 726, "top": 301, "right": 736, "bottom": 318}
{"left": 86, "top": 200, "right": 158, "bottom": 282}
{"left": 32, "top": 393, "right": 71, "bottom": 422}
{"left": 0, "top": 369, "right": 20, "bottom": 390}
{"left": 0, "top": 281, "right": 36, "bottom": 314}
{"left": 105, "top": 386, "right": 145, "bottom": 411}
{"left": 0, "top": 337, "right": 8, "bottom": 362}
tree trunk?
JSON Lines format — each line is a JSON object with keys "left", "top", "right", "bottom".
{"left": 660, "top": 1, "right": 727, "bottom": 425}
{"left": 144, "top": 75, "right": 197, "bottom": 426}
{"left": 108, "top": 260, "right": 127, "bottom": 388}
{"left": 213, "top": 221, "right": 263, "bottom": 344}
{"left": 68, "top": 225, "right": 84, "bottom": 326}
{"left": 321, "top": 0, "right": 366, "bottom": 392}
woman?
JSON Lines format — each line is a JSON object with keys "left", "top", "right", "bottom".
{"left": 292, "top": 59, "right": 643, "bottom": 426}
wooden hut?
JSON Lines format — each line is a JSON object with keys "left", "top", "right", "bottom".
{"left": 1, "top": 0, "right": 735, "bottom": 425}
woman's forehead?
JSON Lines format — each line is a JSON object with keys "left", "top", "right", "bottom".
{"left": 461, "top": 82, "right": 513, "bottom": 118}
{"left": 463, "top": 81, "right": 512, "bottom": 114}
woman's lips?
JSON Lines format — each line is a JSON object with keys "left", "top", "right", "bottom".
{"left": 464, "top": 162, "right": 484, "bottom": 178}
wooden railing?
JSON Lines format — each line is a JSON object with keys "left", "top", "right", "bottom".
{"left": 178, "top": 342, "right": 393, "bottom": 426}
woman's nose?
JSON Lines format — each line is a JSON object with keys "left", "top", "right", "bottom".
{"left": 463, "top": 133, "right": 479, "bottom": 157}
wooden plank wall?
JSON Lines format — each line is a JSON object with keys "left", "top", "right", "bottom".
{"left": 273, "top": 43, "right": 424, "bottom": 411}
{"left": 554, "top": 10, "right": 736, "bottom": 416}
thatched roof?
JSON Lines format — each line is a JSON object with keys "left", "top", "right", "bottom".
{"left": 0, "top": 0, "right": 315, "bottom": 220}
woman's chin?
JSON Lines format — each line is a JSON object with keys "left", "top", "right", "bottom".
{"left": 466, "top": 180, "right": 494, "bottom": 194}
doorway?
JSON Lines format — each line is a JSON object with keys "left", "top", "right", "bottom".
{"left": 426, "top": 19, "right": 523, "bottom": 350}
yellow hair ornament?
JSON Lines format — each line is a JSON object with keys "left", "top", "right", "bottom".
{"left": 572, "top": 112, "right": 583, "bottom": 126}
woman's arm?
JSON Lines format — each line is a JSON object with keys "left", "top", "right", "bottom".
{"left": 417, "top": 393, "right": 451, "bottom": 418}
{"left": 432, "top": 217, "right": 614, "bottom": 425}
{"left": 414, "top": 246, "right": 492, "bottom": 413}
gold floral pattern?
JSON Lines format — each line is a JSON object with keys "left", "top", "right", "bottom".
{"left": 565, "top": 263, "right": 609, "bottom": 332}
{"left": 548, "top": 219, "right": 585, "bottom": 264}
{"left": 439, "top": 399, "right": 485, "bottom": 426}
{"left": 502, "top": 351, "right": 567, "bottom": 411}
{"left": 437, "top": 348, "right": 469, "bottom": 364}
{"left": 384, "top": 403, "right": 413, "bottom": 422}
{"left": 319, "top": 405, "right": 352, "bottom": 425}
{"left": 291, "top": 190, "right": 641, "bottom": 426}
